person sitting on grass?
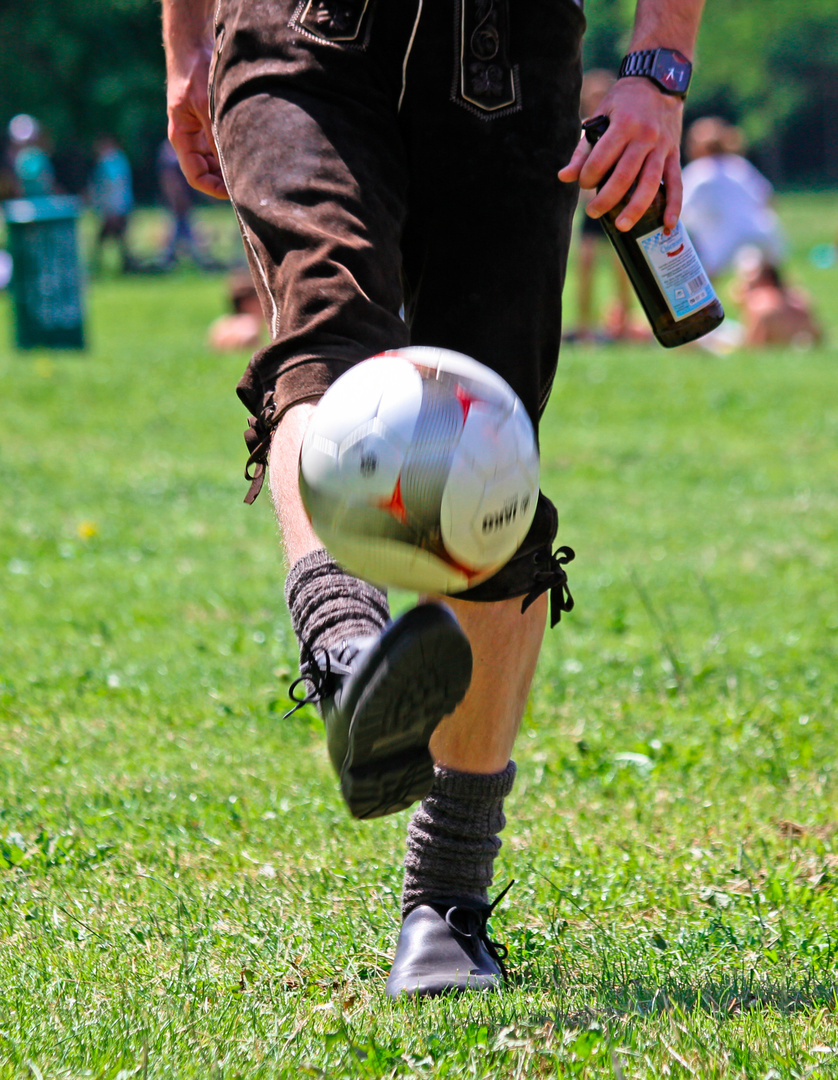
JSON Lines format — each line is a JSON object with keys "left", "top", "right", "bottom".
{"left": 733, "top": 248, "right": 824, "bottom": 349}
{"left": 207, "top": 270, "right": 266, "bottom": 352}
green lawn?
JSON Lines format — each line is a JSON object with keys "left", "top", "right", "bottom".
{"left": 0, "top": 193, "right": 837, "bottom": 1078}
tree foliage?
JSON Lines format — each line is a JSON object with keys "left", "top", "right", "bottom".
{"left": 0, "top": 0, "right": 165, "bottom": 195}
{"left": 692, "top": 0, "right": 838, "bottom": 145}
{"left": 584, "top": 0, "right": 838, "bottom": 172}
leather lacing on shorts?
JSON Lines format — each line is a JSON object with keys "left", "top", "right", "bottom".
{"left": 243, "top": 413, "right": 273, "bottom": 505}
{"left": 520, "top": 545, "right": 575, "bottom": 628}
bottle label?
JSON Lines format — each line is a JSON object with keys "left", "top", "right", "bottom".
{"left": 635, "top": 220, "right": 717, "bottom": 321}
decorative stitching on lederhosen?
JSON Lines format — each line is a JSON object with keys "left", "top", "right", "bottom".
{"left": 207, "top": 31, "right": 224, "bottom": 125}
{"left": 453, "top": 0, "right": 521, "bottom": 119}
{"left": 290, "top": 0, "right": 376, "bottom": 49}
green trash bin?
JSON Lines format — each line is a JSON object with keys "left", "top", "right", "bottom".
{"left": 3, "top": 194, "right": 86, "bottom": 350}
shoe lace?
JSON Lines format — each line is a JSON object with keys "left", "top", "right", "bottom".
{"left": 443, "top": 879, "right": 515, "bottom": 981}
{"left": 283, "top": 639, "right": 353, "bottom": 719}
{"left": 521, "top": 545, "right": 575, "bottom": 628}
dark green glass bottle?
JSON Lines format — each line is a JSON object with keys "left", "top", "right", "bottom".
{"left": 583, "top": 115, "right": 724, "bottom": 348}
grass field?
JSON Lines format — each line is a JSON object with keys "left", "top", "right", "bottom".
{"left": 1, "top": 192, "right": 837, "bottom": 1078}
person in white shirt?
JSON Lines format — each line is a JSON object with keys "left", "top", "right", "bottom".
{"left": 680, "top": 117, "right": 784, "bottom": 278}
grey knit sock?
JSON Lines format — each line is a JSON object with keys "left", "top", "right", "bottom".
{"left": 401, "top": 761, "right": 517, "bottom": 918}
{"left": 284, "top": 548, "right": 390, "bottom": 663}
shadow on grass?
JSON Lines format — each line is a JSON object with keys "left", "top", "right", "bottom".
{"left": 508, "top": 960, "right": 838, "bottom": 1023}
{"left": 573, "top": 979, "right": 835, "bottom": 1022}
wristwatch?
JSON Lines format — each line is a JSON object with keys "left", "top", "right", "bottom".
{"left": 618, "top": 48, "right": 692, "bottom": 99}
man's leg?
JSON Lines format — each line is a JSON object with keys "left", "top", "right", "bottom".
{"left": 384, "top": 593, "right": 547, "bottom": 997}
{"left": 270, "top": 407, "right": 546, "bottom": 769}
{"left": 271, "top": 402, "right": 550, "bottom": 996}
{"left": 429, "top": 595, "right": 547, "bottom": 775}
{"left": 269, "top": 403, "right": 320, "bottom": 565}
{"left": 382, "top": 0, "right": 583, "bottom": 991}
{"left": 270, "top": 406, "right": 474, "bottom": 821}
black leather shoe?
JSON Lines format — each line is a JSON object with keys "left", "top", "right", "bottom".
{"left": 385, "top": 893, "right": 510, "bottom": 998}
{"left": 286, "top": 603, "right": 473, "bottom": 820}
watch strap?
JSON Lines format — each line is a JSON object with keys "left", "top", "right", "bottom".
{"left": 619, "top": 49, "right": 658, "bottom": 81}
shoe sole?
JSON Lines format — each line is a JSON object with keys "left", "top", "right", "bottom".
{"left": 386, "top": 970, "right": 503, "bottom": 998}
{"left": 340, "top": 605, "right": 473, "bottom": 819}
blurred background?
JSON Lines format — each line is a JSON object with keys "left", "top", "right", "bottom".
{"left": 2, "top": 0, "right": 837, "bottom": 199}
{"left": 2, "top": 0, "right": 837, "bottom": 357}
{"left": 2, "top": 0, "right": 837, "bottom": 247}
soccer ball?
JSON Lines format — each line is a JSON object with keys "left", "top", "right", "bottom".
{"left": 298, "top": 346, "right": 539, "bottom": 593}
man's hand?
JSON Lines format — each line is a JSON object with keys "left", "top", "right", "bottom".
{"left": 162, "top": 0, "right": 228, "bottom": 200}
{"left": 559, "top": 78, "right": 683, "bottom": 232}
{"left": 167, "top": 52, "right": 228, "bottom": 199}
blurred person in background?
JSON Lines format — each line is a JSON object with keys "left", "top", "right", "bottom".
{"left": 680, "top": 116, "right": 784, "bottom": 279}
{"left": 207, "top": 269, "right": 266, "bottom": 351}
{"left": 0, "top": 137, "right": 17, "bottom": 200}
{"left": 7, "top": 114, "right": 55, "bottom": 198}
{"left": 565, "top": 69, "right": 639, "bottom": 344}
{"left": 157, "top": 137, "right": 202, "bottom": 266}
{"left": 0, "top": 133, "right": 15, "bottom": 281}
{"left": 90, "top": 135, "right": 135, "bottom": 274}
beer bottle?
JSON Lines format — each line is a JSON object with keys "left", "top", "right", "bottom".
{"left": 583, "top": 115, "right": 724, "bottom": 348}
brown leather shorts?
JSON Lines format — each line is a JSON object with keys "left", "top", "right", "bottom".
{"left": 211, "top": 0, "right": 584, "bottom": 613}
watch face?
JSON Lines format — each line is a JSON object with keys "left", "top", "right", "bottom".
{"left": 653, "top": 49, "right": 691, "bottom": 94}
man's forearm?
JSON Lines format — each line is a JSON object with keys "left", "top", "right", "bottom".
{"left": 162, "top": 0, "right": 216, "bottom": 76}
{"left": 161, "top": 0, "right": 228, "bottom": 198}
{"left": 627, "top": 0, "right": 706, "bottom": 60}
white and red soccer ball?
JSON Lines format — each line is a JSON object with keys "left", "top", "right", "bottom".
{"left": 299, "top": 347, "right": 539, "bottom": 593}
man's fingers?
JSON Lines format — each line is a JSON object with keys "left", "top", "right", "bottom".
{"left": 175, "top": 142, "right": 228, "bottom": 199}
{"left": 609, "top": 153, "right": 668, "bottom": 231}
{"left": 661, "top": 153, "right": 683, "bottom": 230}
{"left": 182, "top": 148, "right": 229, "bottom": 199}
{"left": 191, "top": 117, "right": 229, "bottom": 200}
{"left": 176, "top": 152, "right": 229, "bottom": 200}
{"left": 168, "top": 111, "right": 229, "bottom": 200}
{"left": 557, "top": 136, "right": 591, "bottom": 183}
{"left": 583, "top": 138, "right": 660, "bottom": 225}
